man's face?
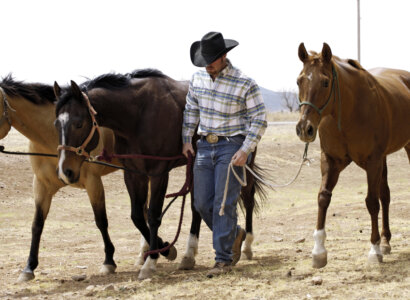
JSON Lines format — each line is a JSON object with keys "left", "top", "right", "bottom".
{"left": 206, "top": 54, "right": 227, "bottom": 78}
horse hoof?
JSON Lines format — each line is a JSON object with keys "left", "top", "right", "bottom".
{"left": 368, "top": 253, "right": 383, "bottom": 264}
{"left": 312, "top": 252, "right": 327, "bottom": 268}
{"left": 17, "top": 271, "right": 35, "bottom": 283}
{"left": 178, "top": 256, "right": 195, "bottom": 270}
{"left": 138, "top": 268, "right": 154, "bottom": 280}
{"left": 380, "top": 244, "right": 391, "bottom": 255}
{"left": 166, "top": 245, "right": 177, "bottom": 261}
{"left": 99, "top": 264, "right": 116, "bottom": 275}
{"left": 380, "top": 238, "right": 391, "bottom": 255}
{"left": 242, "top": 249, "right": 253, "bottom": 260}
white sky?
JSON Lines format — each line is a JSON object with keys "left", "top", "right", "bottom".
{"left": 1, "top": 0, "right": 409, "bottom": 91}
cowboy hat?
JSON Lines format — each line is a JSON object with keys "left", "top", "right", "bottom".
{"left": 190, "top": 32, "right": 239, "bottom": 67}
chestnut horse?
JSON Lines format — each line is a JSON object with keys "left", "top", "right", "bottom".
{"left": 53, "top": 70, "right": 265, "bottom": 279}
{"left": 0, "top": 76, "right": 120, "bottom": 281}
{"left": 296, "top": 43, "right": 410, "bottom": 268}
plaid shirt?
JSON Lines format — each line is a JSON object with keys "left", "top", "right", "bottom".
{"left": 182, "top": 60, "right": 267, "bottom": 155}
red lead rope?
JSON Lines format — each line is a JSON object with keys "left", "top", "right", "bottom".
{"left": 143, "top": 152, "right": 193, "bottom": 260}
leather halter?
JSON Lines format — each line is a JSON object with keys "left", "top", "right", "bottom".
{"left": 57, "top": 92, "right": 101, "bottom": 159}
{"left": 0, "top": 87, "right": 15, "bottom": 127}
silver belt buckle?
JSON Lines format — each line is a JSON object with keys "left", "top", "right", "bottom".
{"left": 206, "top": 134, "right": 218, "bottom": 144}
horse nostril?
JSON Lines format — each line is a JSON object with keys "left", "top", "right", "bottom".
{"left": 296, "top": 125, "right": 301, "bottom": 137}
{"left": 307, "top": 125, "right": 314, "bottom": 137}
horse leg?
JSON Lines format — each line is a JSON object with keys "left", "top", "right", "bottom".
{"left": 85, "top": 175, "right": 116, "bottom": 274}
{"left": 18, "top": 176, "right": 56, "bottom": 282}
{"left": 136, "top": 200, "right": 149, "bottom": 266}
{"left": 241, "top": 180, "right": 255, "bottom": 260}
{"left": 379, "top": 158, "right": 392, "bottom": 255}
{"left": 138, "top": 174, "right": 174, "bottom": 279}
{"left": 313, "top": 152, "right": 350, "bottom": 268}
{"left": 178, "top": 187, "right": 201, "bottom": 270}
{"left": 365, "top": 159, "right": 384, "bottom": 264}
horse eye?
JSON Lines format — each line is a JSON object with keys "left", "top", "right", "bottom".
{"left": 322, "top": 80, "right": 329, "bottom": 88}
{"left": 76, "top": 122, "right": 83, "bottom": 129}
{"left": 296, "top": 79, "right": 301, "bottom": 86}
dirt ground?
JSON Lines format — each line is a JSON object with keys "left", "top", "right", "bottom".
{"left": 0, "top": 118, "right": 409, "bottom": 299}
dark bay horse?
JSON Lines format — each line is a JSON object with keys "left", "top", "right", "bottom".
{"left": 296, "top": 43, "right": 410, "bottom": 268}
{"left": 0, "top": 76, "right": 121, "bottom": 281}
{"left": 54, "top": 70, "right": 265, "bottom": 279}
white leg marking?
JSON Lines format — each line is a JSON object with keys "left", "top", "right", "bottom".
{"left": 312, "top": 229, "right": 326, "bottom": 256}
{"left": 57, "top": 112, "right": 70, "bottom": 184}
{"left": 242, "top": 233, "right": 254, "bottom": 260}
{"left": 184, "top": 234, "right": 198, "bottom": 259}
{"left": 138, "top": 257, "right": 157, "bottom": 280}
{"left": 312, "top": 229, "right": 328, "bottom": 268}
{"left": 136, "top": 236, "right": 149, "bottom": 266}
{"left": 368, "top": 243, "right": 383, "bottom": 263}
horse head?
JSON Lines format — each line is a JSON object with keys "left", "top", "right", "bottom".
{"left": 0, "top": 88, "right": 13, "bottom": 139}
{"left": 54, "top": 80, "right": 100, "bottom": 184}
{"left": 296, "top": 42, "right": 337, "bottom": 142}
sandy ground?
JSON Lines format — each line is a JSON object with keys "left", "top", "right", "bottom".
{"left": 0, "top": 121, "right": 409, "bottom": 299}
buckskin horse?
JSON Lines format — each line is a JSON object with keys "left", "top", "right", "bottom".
{"left": 296, "top": 43, "right": 410, "bottom": 268}
{"left": 53, "top": 69, "right": 266, "bottom": 279}
{"left": 0, "top": 76, "right": 121, "bottom": 281}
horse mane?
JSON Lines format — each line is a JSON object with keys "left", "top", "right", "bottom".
{"left": 81, "top": 73, "right": 131, "bottom": 91}
{"left": 128, "top": 68, "right": 167, "bottom": 79}
{"left": 0, "top": 74, "right": 56, "bottom": 105}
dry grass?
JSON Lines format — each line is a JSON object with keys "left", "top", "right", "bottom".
{"left": 0, "top": 125, "right": 409, "bottom": 299}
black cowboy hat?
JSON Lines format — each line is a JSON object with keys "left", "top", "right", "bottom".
{"left": 190, "top": 32, "right": 239, "bottom": 67}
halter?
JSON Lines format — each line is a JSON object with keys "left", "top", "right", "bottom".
{"left": 299, "top": 65, "right": 342, "bottom": 131}
{"left": 57, "top": 92, "right": 101, "bottom": 159}
{"left": 0, "top": 87, "right": 16, "bottom": 128}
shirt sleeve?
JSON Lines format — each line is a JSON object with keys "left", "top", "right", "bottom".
{"left": 240, "top": 81, "right": 268, "bottom": 155}
{"left": 182, "top": 78, "right": 200, "bottom": 144}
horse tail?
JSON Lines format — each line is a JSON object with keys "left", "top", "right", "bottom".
{"left": 238, "top": 149, "right": 269, "bottom": 215}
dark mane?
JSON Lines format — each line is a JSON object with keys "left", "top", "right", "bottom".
{"left": 81, "top": 73, "right": 131, "bottom": 91}
{"left": 128, "top": 68, "right": 167, "bottom": 79}
{"left": 0, "top": 75, "right": 56, "bottom": 105}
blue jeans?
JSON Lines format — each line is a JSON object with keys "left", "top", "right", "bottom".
{"left": 193, "top": 135, "right": 248, "bottom": 263}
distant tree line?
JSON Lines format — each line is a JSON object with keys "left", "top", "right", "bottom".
{"left": 281, "top": 89, "right": 299, "bottom": 112}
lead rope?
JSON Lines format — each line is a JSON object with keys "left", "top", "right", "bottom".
{"left": 219, "top": 142, "right": 312, "bottom": 216}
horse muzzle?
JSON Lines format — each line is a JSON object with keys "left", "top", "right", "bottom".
{"left": 296, "top": 119, "right": 317, "bottom": 142}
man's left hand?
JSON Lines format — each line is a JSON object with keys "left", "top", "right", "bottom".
{"left": 231, "top": 150, "right": 248, "bottom": 166}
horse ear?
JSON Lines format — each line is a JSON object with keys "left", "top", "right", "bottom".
{"left": 70, "top": 80, "right": 82, "bottom": 99}
{"left": 321, "top": 43, "right": 332, "bottom": 64}
{"left": 54, "top": 81, "right": 61, "bottom": 99}
{"left": 298, "top": 43, "right": 308, "bottom": 63}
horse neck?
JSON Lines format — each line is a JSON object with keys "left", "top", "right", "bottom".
{"left": 88, "top": 89, "right": 140, "bottom": 133}
{"left": 329, "top": 62, "right": 369, "bottom": 130}
{"left": 8, "top": 95, "right": 58, "bottom": 151}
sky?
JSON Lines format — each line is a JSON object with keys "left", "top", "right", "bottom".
{"left": 0, "top": 0, "right": 409, "bottom": 91}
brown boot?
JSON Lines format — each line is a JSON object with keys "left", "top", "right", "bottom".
{"left": 231, "top": 227, "right": 246, "bottom": 266}
{"left": 206, "top": 262, "right": 232, "bottom": 278}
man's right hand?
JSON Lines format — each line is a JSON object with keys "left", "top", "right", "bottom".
{"left": 182, "top": 143, "right": 195, "bottom": 158}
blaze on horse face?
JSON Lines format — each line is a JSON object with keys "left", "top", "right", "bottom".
{"left": 296, "top": 42, "right": 334, "bottom": 143}
{"left": 54, "top": 81, "right": 100, "bottom": 184}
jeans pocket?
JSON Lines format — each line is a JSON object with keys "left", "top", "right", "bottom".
{"left": 228, "top": 135, "right": 245, "bottom": 146}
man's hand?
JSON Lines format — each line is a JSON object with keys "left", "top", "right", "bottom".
{"left": 231, "top": 149, "right": 248, "bottom": 166}
{"left": 182, "top": 143, "right": 195, "bottom": 158}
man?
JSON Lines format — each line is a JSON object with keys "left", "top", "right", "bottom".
{"left": 182, "top": 31, "right": 267, "bottom": 278}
